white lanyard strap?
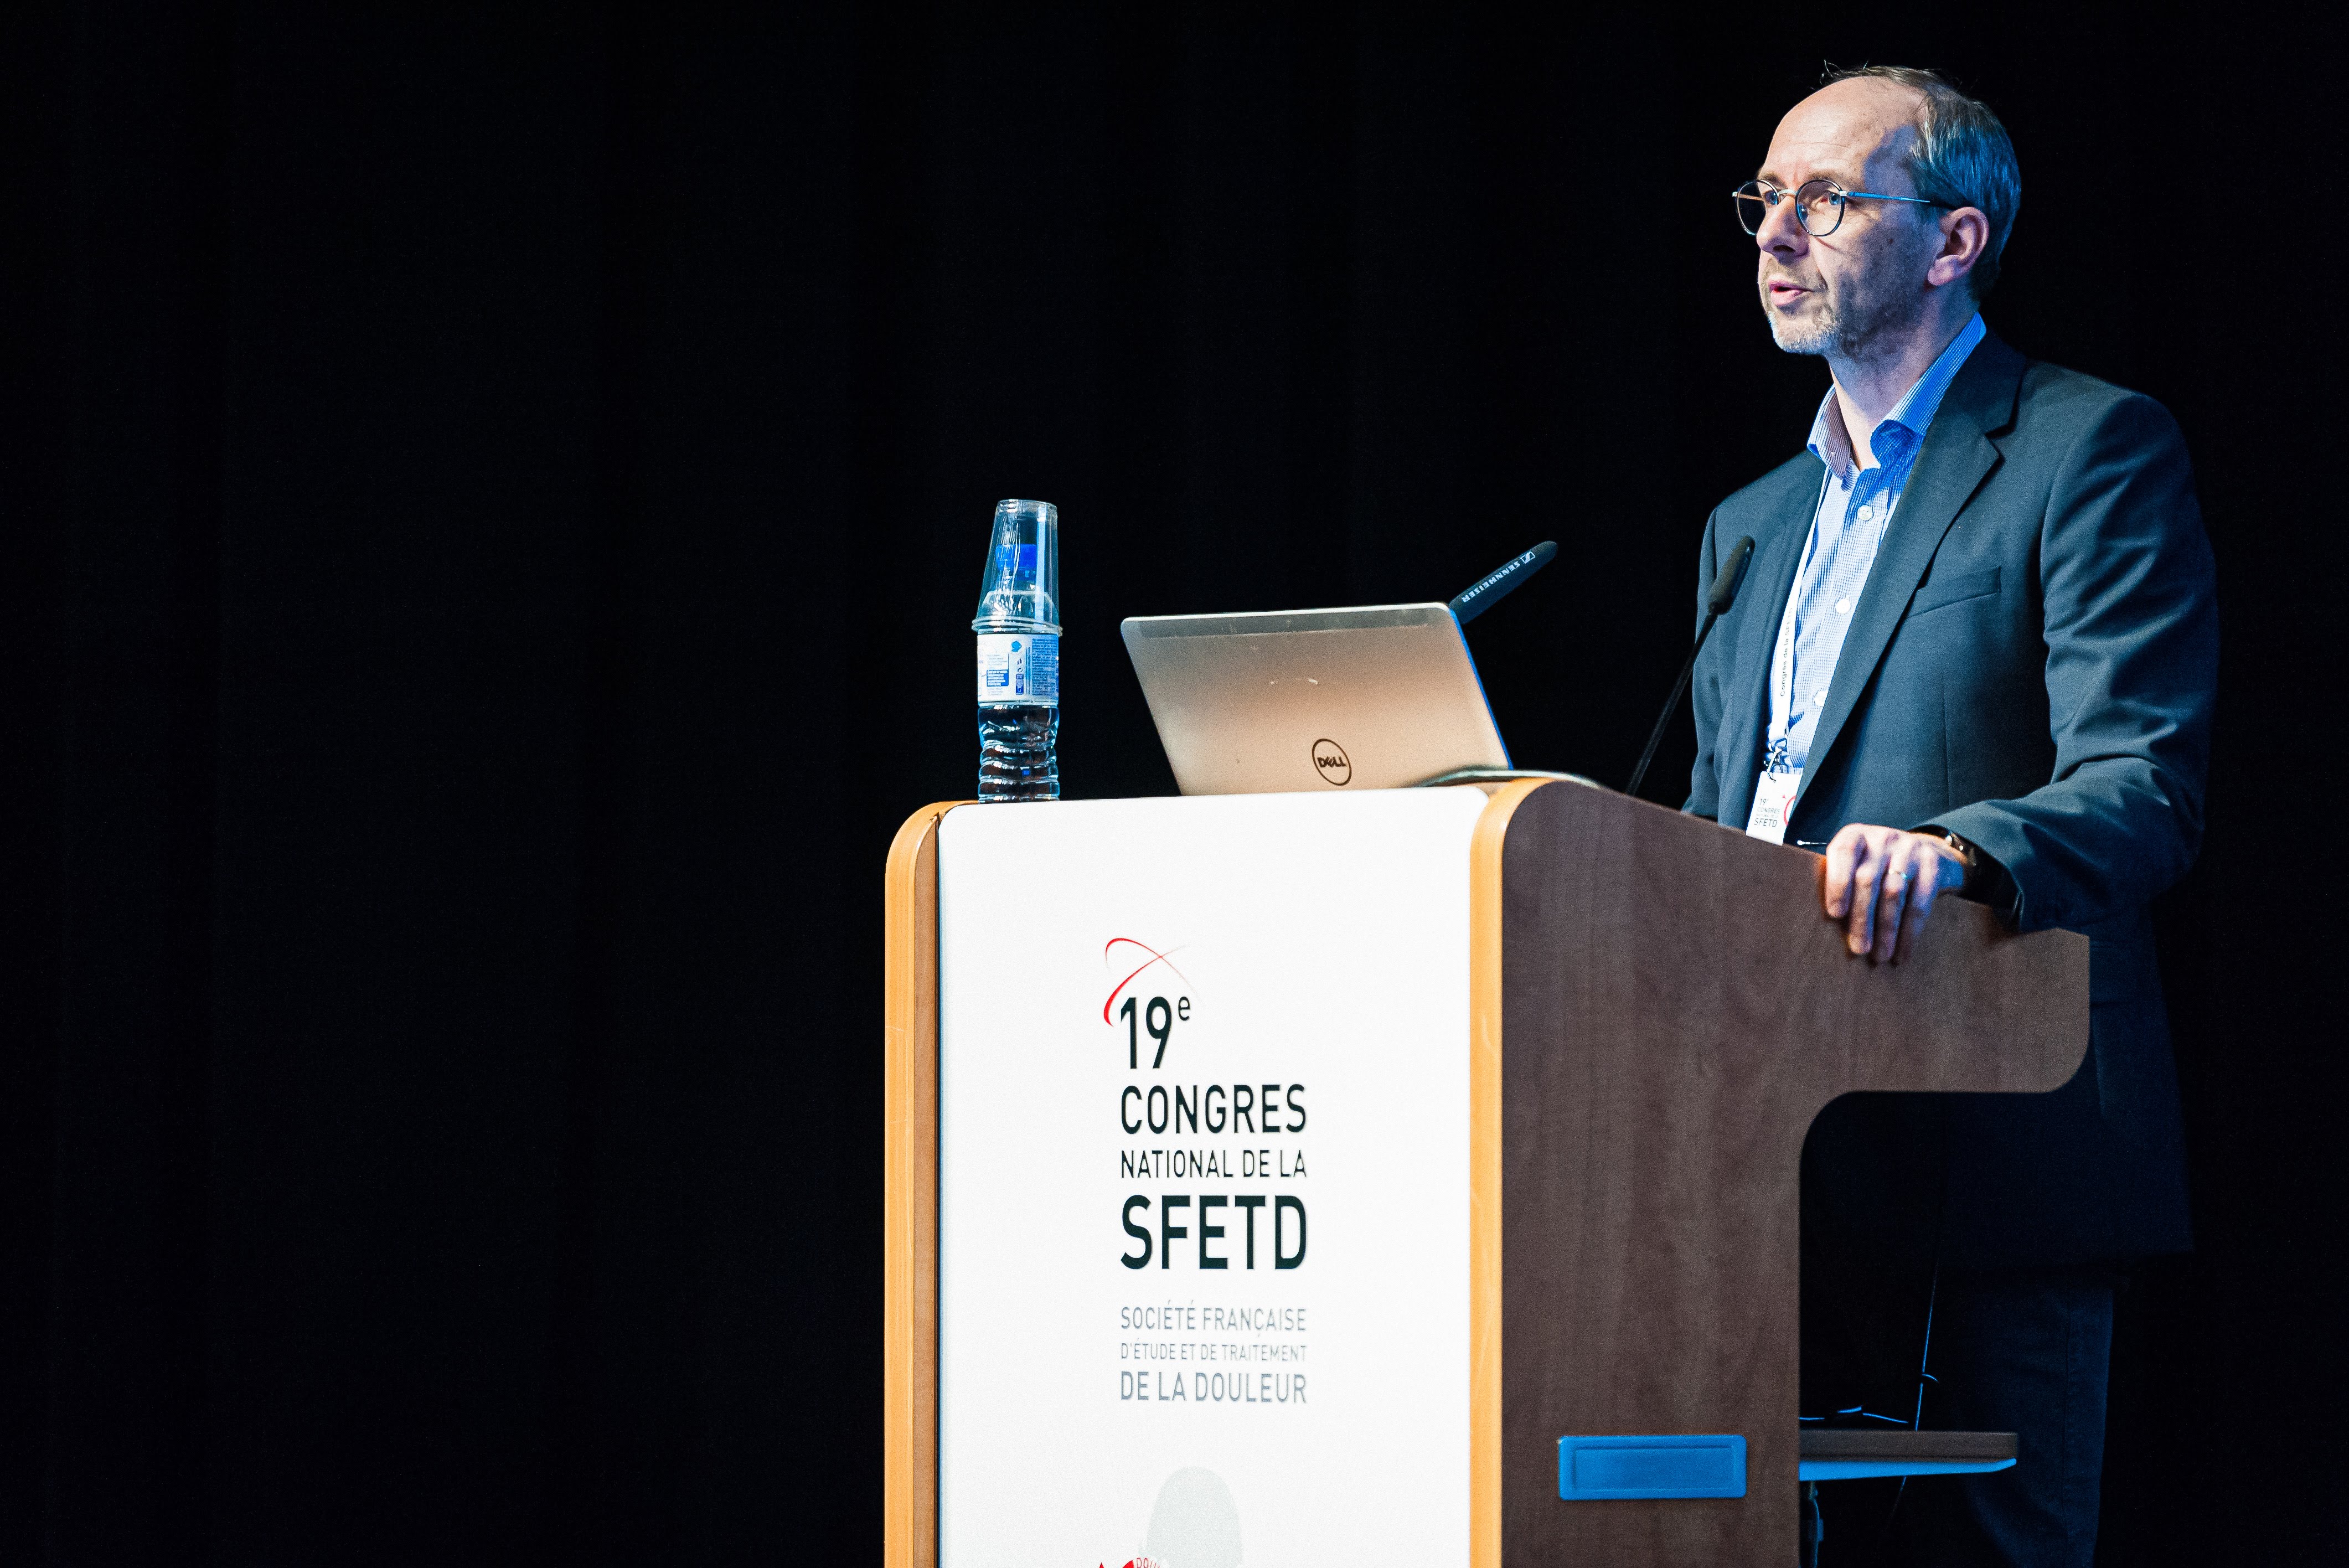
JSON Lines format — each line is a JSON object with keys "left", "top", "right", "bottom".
{"left": 1766, "top": 469, "right": 1833, "bottom": 768}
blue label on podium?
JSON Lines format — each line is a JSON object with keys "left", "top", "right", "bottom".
{"left": 1557, "top": 1434, "right": 1747, "bottom": 1500}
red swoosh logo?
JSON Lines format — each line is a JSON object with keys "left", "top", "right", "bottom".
{"left": 1101, "top": 937, "right": 1192, "bottom": 1022}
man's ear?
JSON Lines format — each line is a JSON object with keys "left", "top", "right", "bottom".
{"left": 1926, "top": 206, "right": 1990, "bottom": 290}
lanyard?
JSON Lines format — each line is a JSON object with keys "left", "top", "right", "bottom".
{"left": 1764, "top": 467, "right": 1834, "bottom": 774}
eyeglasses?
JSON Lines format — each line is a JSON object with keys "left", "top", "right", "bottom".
{"left": 1733, "top": 178, "right": 1950, "bottom": 238}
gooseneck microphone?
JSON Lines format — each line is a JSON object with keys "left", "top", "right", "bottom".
{"left": 1624, "top": 535, "right": 1756, "bottom": 801}
{"left": 1448, "top": 540, "right": 1558, "bottom": 625}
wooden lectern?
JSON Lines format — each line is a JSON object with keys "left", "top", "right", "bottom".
{"left": 884, "top": 781, "right": 2085, "bottom": 1566}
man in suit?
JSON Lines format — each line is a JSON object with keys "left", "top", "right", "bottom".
{"left": 1688, "top": 67, "right": 2218, "bottom": 1564}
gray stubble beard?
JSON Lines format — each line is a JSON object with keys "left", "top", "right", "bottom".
{"left": 1764, "top": 276, "right": 1924, "bottom": 361}
{"left": 1765, "top": 290, "right": 1840, "bottom": 356}
{"left": 1761, "top": 221, "right": 1936, "bottom": 362}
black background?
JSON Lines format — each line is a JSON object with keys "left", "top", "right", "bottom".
{"left": 3, "top": 4, "right": 2340, "bottom": 1563}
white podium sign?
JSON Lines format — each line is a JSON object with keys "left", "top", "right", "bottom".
{"left": 937, "top": 789, "right": 1486, "bottom": 1568}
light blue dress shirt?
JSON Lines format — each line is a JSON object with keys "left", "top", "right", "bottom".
{"left": 1763, "top": 312, "right": 1986, "bottom": 778}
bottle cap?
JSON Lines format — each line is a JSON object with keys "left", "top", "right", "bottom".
{"left": 971, "top": 499, "right": 1060, "bottom": 632}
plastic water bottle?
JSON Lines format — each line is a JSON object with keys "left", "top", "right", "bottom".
{"left": 972, "top": 499, "right": 1060, "bottom": 801}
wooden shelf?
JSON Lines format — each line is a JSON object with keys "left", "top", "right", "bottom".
{"left": 1799, "top": 1430, "right": 2017, "bottom": 1482}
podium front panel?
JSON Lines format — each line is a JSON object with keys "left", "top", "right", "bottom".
{"left": 936, "top": 789, "right": 1489, "bottom": 1566}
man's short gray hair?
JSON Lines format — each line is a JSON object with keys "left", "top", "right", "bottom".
{"left": 1824, "top": 64, "right": 2022, "bottom": 300}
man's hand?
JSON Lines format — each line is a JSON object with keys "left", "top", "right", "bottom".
{"left": 1820, "top": 824, "right": 1969, "bottom": 964}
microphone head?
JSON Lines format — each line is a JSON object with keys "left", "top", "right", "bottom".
{"left": 1448, "top": 540, "right": 1558, "bottom": 625}
{"left": 1706, "top": 535, "right": 1756, "bottom": 617}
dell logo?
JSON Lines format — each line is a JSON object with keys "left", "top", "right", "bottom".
{"left": 1310, "top": 739, "right": 1351, "bottom": 786}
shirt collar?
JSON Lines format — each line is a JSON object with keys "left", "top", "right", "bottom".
{"left": 1806, "top": 312, "right": 1987, "bottom": 478}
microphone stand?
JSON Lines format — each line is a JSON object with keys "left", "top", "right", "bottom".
{"left": 1625, "top": 535, "right": 1754, "bottom": 801}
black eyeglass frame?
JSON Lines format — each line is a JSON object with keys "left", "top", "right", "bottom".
{"left": 1733, "top": 178, "right": 1953, "bottom": 238}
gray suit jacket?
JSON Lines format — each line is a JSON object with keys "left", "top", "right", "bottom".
{"left": 1686, "top": 330, "right": 2218, "bottom": 1267}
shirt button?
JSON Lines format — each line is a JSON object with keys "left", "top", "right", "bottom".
{"left": 1812, "top": 689, "right": 1829, "bottom": 706}
{"left": 1834, "top": 597, "right": 1851, "bottom": 614}
{"left": 1855, "top": 504, "right": 1875, "bottom": 522}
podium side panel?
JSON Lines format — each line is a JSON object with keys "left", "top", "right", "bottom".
{"left": 885, "top": 803, "right": 961, "bottom": 1568}
{"left": 1494, "top": 784, "right": 2087, "bottom": 1567}
{"left": 1499, "top": 785, "right": 1801, "bottom": 1565}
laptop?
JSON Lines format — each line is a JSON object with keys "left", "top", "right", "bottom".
{"left": 1121, "top": 602, "right": 1517, "bottom": 796}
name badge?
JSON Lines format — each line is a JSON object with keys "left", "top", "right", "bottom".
{"left": 1745, "top": 768, "right": 1802, "bottom": 845}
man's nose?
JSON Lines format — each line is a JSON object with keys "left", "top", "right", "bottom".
{"left": 1756, "top": 197, "right": 1808, "bottom": 257}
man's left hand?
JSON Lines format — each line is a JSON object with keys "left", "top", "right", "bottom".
{"left": 1820, "top": 824, "right": 1969, "bottom": 964}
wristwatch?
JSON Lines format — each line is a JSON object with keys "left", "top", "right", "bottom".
{"left": 1932, "top": 827, "right": 2020, "bottom": 921}
{"left": 1938, "top": 829, "right": 1983, "bottom": 893}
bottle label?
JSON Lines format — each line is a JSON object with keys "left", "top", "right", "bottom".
{"left": 976, "top": 633, "right": 1059, "bottom": 707}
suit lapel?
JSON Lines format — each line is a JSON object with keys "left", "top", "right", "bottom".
{"left": 1715, "top": 471, "right": 1818, "bottom": 831}
{"left": 1789, "top": 334, "right": 2026, "bottom": 823}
